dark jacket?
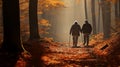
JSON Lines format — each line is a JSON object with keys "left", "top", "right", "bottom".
{"left": 82, "top": 23, "right": 92, "bottom": 34}
{"left": 70, "top": 23, "right": 81, "bottom": 36}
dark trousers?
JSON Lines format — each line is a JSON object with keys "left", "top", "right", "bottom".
{"left": 72, "top": 36, "right": 79, "bottom": 47}
{"left": 83, "top": 34, "right": 89, "bottom": 46}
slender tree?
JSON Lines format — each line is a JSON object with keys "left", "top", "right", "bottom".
{"left": 98, "top": 0, "right": 101, "bottom": 33}
{"left": 29, "top": 0, "right": 44, "bottom": 67}
{"left": 29, "top": 0, "right": 40, "bottom": 40}
{"left": 119, "top": 0, "right": 120, "bottom": 17}
{"left": 91, "top": 0, "right": 96, "bottom": 34}
{"left": 1, "top": 0, "right": 23, "bottom": 66}
{"left": 101, "top": 0, "right": 111, "bottom": 39}
{"left": 115, "top": 0, "right": 119, "bottom": 18}
{"left": 84, "top": 0, "right": 88, "bottom": 19}
{"left": 114, "top": 0, "right": 119, "bottom": 29}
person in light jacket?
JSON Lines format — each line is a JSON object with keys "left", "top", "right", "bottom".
{"left": 70, "top": 21, "right": 81, "bottom": 47}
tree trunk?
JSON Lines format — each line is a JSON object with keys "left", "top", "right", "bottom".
{"left": 91, "top": 0, "right": 96, "bottom": 34}
{"left": 28, "top": 0, "right": 43, "bottom": 67}
{"left": 29, "top": 0, "right": 40, "bottom": 40}
{"left": 97, "top": 0, "right": 101, "bottom": 33}
{"left": 115, "top": 0, "right": 119, "bottom": 29}
{"left": 115, "top": 0, "right": 118, "bottom": 18}
{"left": 84, "top": 0, "right": 88, "bottom": 20}
{"left": 119, "top": 0, "right": 120, "bottom": 17}
{"left": 101, "top": 0, "right": 111, "bottom": 39}
{"left": 1, "top": 0, "right": 23, "bottom": 66}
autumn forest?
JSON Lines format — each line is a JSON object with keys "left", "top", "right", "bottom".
{"left": 0, "top": 0, "right": 120, "bottom": 67}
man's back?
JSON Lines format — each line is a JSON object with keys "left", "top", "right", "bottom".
{"left": 70, "top": 23, "right": 81, "bottom": 36}
{"left": 82, "top": 23, "right": 92, "bottom": 33}
{"left": 70, "top": 22, "right": 81, "bottom": 47}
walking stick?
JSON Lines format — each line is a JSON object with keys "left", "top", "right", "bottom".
{"left": 69, "top": 35, "right": 71, "bottom": 47}
{"left": 80, "top": 33, "right": 82, "bottom": 46}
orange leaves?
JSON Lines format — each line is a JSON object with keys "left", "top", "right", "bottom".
{"left": 44, "top": 37, "right": 54, "bottom": 43}
{"left": 100, "top": 0, "right": 118, "bottom": 5}
{"left": 38, "top": 0, "right": 65, "bottom": 13}
{"left": 20, "top": 2, "right": 28, "bottom": 11}
{"left": 39, "top": 28, "right": 49, "bottom": 34}
{"left": 39, "top": 19, "right": 51, "bottom": 34}
{"left": 38, "top": 11, "right": 43, "bottom": 15}
{"left": 41, "top": 44, "right": 93, "bottom": 66}
{"left": 21, "top": 52, "right": 32, "bottom": 60}
{"left": 19, "top": 0, "right": 29, "bottom": 13}
{"left": 39, "top": 19, "right": 51, "bottom": 27}
{"left": 93, "top": 32, "right": 120, "bottom": 57}
{"left": 40, "top": 33, "right": 120, "bottom": 66}
{"left": 75, "top": 0, "right": 81, "bottom": 4}
{"left": 19, "top": 0, "right": 65, "bottom": 16}
{"left": 89, "top": 33, "right": 104, "bottom": 46}
{"left": 37, "top": 0, "right": 65, "bottom": 35}
{"left": 19, "top": 0, "right": 29, "bottom": 22}
{"left": 106, "top": 0, "right": 118, "bottom": 4}
{"left": 16, "top": 57, "right": 26, "bottom": 67}
{"left": 46, "top": 0, "right": 64, "bottom": 7}
{"left": 19, "top": 0, "right": 65, "bottom": 37}
{"left": 15, "top": 51, "right": 32, "bottom": 67}
{"left": 41, "top": 56, "right": 60, "bottom": 65}
{"left": 33, "top": 0, "right": 65, "bottom": 15}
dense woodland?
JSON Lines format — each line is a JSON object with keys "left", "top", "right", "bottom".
{"left": 0, "top": 0, "right": 120, "bottom": 67}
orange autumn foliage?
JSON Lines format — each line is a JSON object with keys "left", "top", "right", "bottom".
{"left": 106, "top": 0, "right": 118, "bottom": 4}
{"left": 39, "top": 19, "right": 51, "bottom": 27}
{"left": 19, "top": 0, "right": 65, "bottom": 39}
{"left": 38, "top": 0, "right": 65, "bottom": 14}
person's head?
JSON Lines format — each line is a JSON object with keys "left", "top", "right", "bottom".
{"left": 74, "top": 20, "right": 78, "bottom": 24}
{"left": 85, "top": 20, "right": 88, "bottom": 24}
{"left": 75, "top": 22, "right": 78, "bottom": 24}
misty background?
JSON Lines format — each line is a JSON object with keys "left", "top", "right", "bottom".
{"left": 0, "top": 0, "right": 116, "bottom": 42}
{"left": 42, "top": 0, "right": 115, "bottom": 42}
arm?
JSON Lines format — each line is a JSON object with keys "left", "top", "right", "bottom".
{"left": 89, "top": 24, "right": 92, "bottom": 34}
{"left": 81, "top": 24, "right": 85, "bottom": 33}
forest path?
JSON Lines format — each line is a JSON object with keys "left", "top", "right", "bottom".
{"left": 42, "top": 42, "right": 97, "bottom": 66}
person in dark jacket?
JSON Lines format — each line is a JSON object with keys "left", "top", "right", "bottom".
{"left": 82, "top": 21, "right": 92, "bottom": 47}
{"left": 70, "top": 21, "right": 81, "bottom": 47}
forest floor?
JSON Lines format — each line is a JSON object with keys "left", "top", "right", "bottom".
{"left": 17, "top": 42, "right": 98, "bottom": 67}
{"left": 41, "top": 43, "right": 96, "bottom": 67}
{"left": 16, "top": 33, "right": 117, "bottom": 67}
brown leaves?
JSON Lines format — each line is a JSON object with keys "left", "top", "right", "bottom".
{"left": 19, "top": 0, "right": 65, "bottom": 37}
{"left": 39, "top": 28, "right": 49, "bottom": 34}
{"left": 15, "top": 32, "right": 120, "bottom": 66}
{"left": 93, "top": 33, "right": 120, "bottom": 57}
{"left": 40, "top": 42, "right": 93, "bottom": 66}
{"left": 15, "top": 57, "right": 26, "bottom": 67}
{"left": 106, "top": 0, "right": 118, "bottom": 4}
{"left": 89, "top": 33, "right": 104, "bottom": 46}
{"left": 38, "top": 0, "right": 65, "bottom": 12}
{"left": 44, "top": 37, "right": 54, "bottom": 43}
{"left": 41, "top": 56, "right": 61, "bottom": 65}
{"left": 39, "top": 19, "right": 51, "bottom": 34}
{"left": 39, "top": 19, "right": 51, "bottom": 27}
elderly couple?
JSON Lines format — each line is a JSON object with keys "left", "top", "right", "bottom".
{"left": 70, "top": 20, "right": 92, "bottom": 48}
